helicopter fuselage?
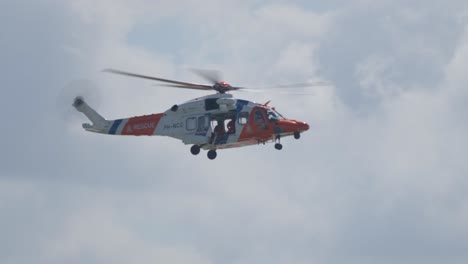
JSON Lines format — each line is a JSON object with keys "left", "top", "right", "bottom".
{"left": 74, "top": 93, "right": 309, "bottom": 159}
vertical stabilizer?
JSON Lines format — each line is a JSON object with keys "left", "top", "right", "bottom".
{"left": 73, "top": 96, "right": 110, "bottom": 132}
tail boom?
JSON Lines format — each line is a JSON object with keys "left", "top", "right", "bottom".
{"left": 73, "top": 97, "right": 165, "bottom": 136}
{"left": 107, "top": 114, "right": 164, "bottom": 136}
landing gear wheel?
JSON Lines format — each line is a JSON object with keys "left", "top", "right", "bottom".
{"left": 190, "top": 145, "right": 200, "bottom": 155}
{"left": 294, "top": 132, "right": 301, "bottom": 139}
{"left": 274, "top": 143, "right": 283, "bottom": 150}
{"left": 207, "top": 150, "right": 217, "bottom": 160}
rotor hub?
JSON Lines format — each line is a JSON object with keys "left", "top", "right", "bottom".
{"left": 213, "top": 82, "right": 232, "bottom": 93}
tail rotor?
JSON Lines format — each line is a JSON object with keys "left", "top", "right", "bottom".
{"left": 56, "top": 79, "right": 101, "bottom": 122}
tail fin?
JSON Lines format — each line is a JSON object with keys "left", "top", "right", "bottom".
{"left": 73, "top": 96, "right": 110, "bottom": 133}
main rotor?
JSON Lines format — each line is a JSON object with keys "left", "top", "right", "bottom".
{"left": 104, "top": 69, "right": 242, "bottom": 94}
{"left": 104, "top": 68, "right": 328, "bottom": 94}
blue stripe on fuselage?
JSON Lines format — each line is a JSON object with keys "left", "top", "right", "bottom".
{"left": 236, "top": 100, "right": 249, "bottom": 112}
{"left": 109, "top": 119, "right": 123, "bottom": 134}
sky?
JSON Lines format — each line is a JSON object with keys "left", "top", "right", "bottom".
{"left": 1, "top": 0, "right": 468, "bottom": 263}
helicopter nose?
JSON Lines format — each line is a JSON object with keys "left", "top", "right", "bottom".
{"left": 300, "top": 122, "right": 309, "bottom": 131}
{"left": 297, "top": 121, "right": 309, "bottom": 131}
{"left": 277, "top": 120, "right": 309, "bottom": 133}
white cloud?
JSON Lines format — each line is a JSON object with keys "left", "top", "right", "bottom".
{"left": 355, "top": 55, "right": 401, "bottom": 99}
{"left": 43, "top": 196, "right": 211, "bottom": 264}
{"left": 254, "top": 3, "right": 333, "bottom": 38}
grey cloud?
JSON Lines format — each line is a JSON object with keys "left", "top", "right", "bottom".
{"left": 319, "top": 1, "right": 467, "bottom": 109}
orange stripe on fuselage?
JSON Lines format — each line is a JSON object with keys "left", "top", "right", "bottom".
{"left": 121, "top": 113, "right": 163, "bottom": 136}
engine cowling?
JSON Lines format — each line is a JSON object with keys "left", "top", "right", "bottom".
{"left": 216, "top": 98, "right": 236, "bottom": 111}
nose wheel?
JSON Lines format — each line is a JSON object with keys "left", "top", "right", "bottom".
{"left": 207, "top": 150, "right": 217, "bottom": 160}
{"left": 294, "top": 132, "right": 301, "bottom": 139}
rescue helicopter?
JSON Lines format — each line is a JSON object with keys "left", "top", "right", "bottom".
{"left": 73, "top": 69, "right": 310, "bottom": 160}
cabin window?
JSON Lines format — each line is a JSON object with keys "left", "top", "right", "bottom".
{"left": 238, "top": 112, "right": 248, "bottom": 125}
{"left": 224, "top": 118, "right": 235, "bottom": 134}
{"left": 205, "top": 98, "right": 219, "bottom": 111}
{"left": 254, "top": 110, "right": 266, "bottom": 124}
{"left": 197, "top": 116, "right": 209, "bottom": 131}
{"left": 186, "top": 117, "right": 197, "bottom": 131}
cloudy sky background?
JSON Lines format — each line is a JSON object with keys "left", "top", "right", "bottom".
{"left": 2, "top": 0, "right": 468, "bottom": 263}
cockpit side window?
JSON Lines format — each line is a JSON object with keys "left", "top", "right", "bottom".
{"left": 267, "top": 109, "right": 285, "bottom": 121}
{"left": 254, "top": 110, "right": 266, "bottom": 124}
{"left": 266, "top": 110, "right": 279, "bottom": 122}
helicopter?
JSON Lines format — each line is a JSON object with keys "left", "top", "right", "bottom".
{"left": 73, "top": 69, "right": 310, "bottom": 160}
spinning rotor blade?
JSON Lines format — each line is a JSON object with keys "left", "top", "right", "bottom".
{"left": 189, "top": 68, "right": 222, "bottom": 84}
{"left": 104, "top": 68, "right": 331, "bottom": 94}
{"left": 233, "top": 81, "right": 331, "bottom": 94}
{"left": 56, "top": 79, "right": 101, "bottom": 121}
{"left": 255, "top": 81, "right": 331, "bottom": 89}
{"left": 225, "top": 86, "right": 244, "bottom": 91}
{"left": 161, "top": 84, "right": 243, "bottom": 93}
{"left": 238, "top": 89, "right": 316, "bottom": 95}
{"left": 104, "top": 69, "right": 213, "bottom": 91}
{"left": 157, "top": 84, "right": 220, "bottom": 91}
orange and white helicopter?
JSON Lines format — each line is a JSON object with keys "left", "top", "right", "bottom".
{"left": 73, "top": 69, "right": 310, "bottom": 160}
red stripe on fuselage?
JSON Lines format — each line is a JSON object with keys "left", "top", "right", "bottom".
{"left": 121, "top": 113, "right": 163, "bottom": 136}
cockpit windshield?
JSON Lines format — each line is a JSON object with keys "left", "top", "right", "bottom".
{"left": 266, "top": 109, "right": 285, "bottom": 121}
